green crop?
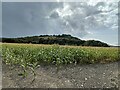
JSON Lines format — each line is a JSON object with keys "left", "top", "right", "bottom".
{"left": 1, "top": 43, "right": 119, "bottom": 79}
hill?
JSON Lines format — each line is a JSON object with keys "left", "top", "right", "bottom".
{"left": 1, "top": 34, "right": 109, "bottom": 47}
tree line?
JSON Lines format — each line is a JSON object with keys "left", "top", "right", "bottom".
{"left": 1, "top": 34, "right": 109, "bottom": 47}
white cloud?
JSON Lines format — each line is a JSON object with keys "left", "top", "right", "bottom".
{"left": 47, "top": 2, "right": 118, "bottom": 38}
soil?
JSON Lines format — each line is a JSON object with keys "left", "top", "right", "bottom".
{"left": 0, "top": 58, "right": 2, "bottom": 89}
{"left": 2, "top": 61, "right": 120, "bottom": 88}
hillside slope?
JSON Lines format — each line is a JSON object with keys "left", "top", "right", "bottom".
{"left": 1, "top": 34, "right": 109, "bottom": 47}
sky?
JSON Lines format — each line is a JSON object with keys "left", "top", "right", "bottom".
{"left": 2, "top": 0, "right": 119, "bottom": 46}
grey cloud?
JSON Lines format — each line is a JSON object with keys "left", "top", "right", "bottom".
{"left": 49, "top": 11, "right": 59, "bottom": 19}
{"left": 2, "top": 2, "right": 63, "bottom": 37}
{"left": 95, "top": 2, "right": 105, "bottom": 7}
{"left": 47, "top": 2, "right": 118, "bottom": 38}
{"left": 0, "top": 2, "right": 1, "bottom": 37}
{"left": 2, "top": 2, "right": 118, "bottom": 40}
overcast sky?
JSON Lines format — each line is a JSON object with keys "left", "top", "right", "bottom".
{"left": 2, "top": 1, "right": 119, "bottom": 45}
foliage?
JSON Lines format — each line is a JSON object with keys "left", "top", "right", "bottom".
{"left": 1, "top": 34, "right": 109, "bottom": 47}
{"left": 1, "top": 43, "right": 119, "bottom": 78}
{"left": 2, "top": 43, "right": 119, "bottom": 66}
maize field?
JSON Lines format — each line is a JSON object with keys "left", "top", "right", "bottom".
{"left": 0, "top": 43, "right": 119, "bottom": 76}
